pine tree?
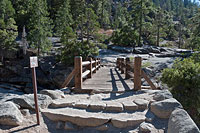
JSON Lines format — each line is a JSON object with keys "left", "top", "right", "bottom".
{"left": 28, "top": 0, "right": 52, "bottom": 56}
{"left": 154, "top": 9, "right": 165, "bottom": 46}
{"left": 11, "top": 0, "right": 33, "bottom": 32}
{"left": 130, "top": 0, "right": 154, "bottom": 47}
{"left": 54, "top": 0, "right": 72, "bottom": 36}
{"left": 0, "top": 0, "right": 18, "bottom": 51}
{"left": 190, "top": 9, "right": 200, "bottom": 49}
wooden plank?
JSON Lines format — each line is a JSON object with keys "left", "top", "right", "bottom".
{"left": 125, "top": 57, "right": 131, "bottom": 79}
{"left": 94, "top": 59, "right": 97, "bottom": 73}
{"left": 75, "top": 56, "right": 82, "bottom": 89}
{"left": 61, "top": 69, "right": 77, "bottom": 88}
{"left": 134, "top": 57, "right": 142, "bottom": 91}
{"left": 141, "top": 70, "right": 157, "bottom": 90}
{"left": 82, "top": 61, "right": 90, "bottom": 67}
{"left": 82, "top": 70, "right": 90, "bottom": 78}
{"left": 87, "top": 58, "right": 92, "bottom": 78}
{"left": 121, "top": 58, "right": 125, "bottom": 74}
{"left": 116, "top": 58, "right": 119, "bottom": 68}
{"left": 92, "top": 67, "right": 96, "bottom": 72}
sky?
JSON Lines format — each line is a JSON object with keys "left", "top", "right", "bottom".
{"left": 192, "top": 0, "right": 200, "bottom": 4}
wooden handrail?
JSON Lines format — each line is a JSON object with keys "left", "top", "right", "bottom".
{"left": 82, "top": 70, "right": 91, "bottom": 78}
{"left": 61, "top": 69, "right": 77, "bottom": 88}
{"left": 82, "top": 61, "right": 90, "bottom": 66}
{"left": 116, "top": 57, "right": 158, "bottom": 90}
{"left": 141, "top": 70, "right": 157, "bottom": 90}
{"left": 61, "top": 56, "right": 101, "bottom": 89}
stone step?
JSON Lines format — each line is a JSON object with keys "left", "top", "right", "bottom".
{"left": 42, "top": 107, "right": 147, "bottom": 128}
{"left": 50, "top": 98, "right": 148, "bottom": 113}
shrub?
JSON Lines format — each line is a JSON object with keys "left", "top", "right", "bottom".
{"left": 97, "top": 43, "right": 107, "bottom": 49}
{"left": 161, "top": 58, "right": 200, "bottom": 126}
{"left": 110, "top": 26, "right": 138, "bottom": 47}
{"left": 58, "top": 41, "right": 99, "bottom": 66}
{"left": 57, "top": 26, "right": 99, "bottom": 66}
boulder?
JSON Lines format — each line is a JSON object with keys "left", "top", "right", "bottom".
{"left": 20, "top": 109, "right": 30, "bottom": 116}
{"left": 0, "top": 101, "right": 23, "bottom": 126}
{"left": 134, "top": 48, "right": 149, "bottom": 54}
{"left": 147, "top": 46, "right": 161, "bottom": 53}
{"left": 51, "top": 67, "right": 74, "bottom": 88}
{"left": 109, "top": 45, "right": 133, "bottom": 53}
{"left": 133, "top": 99, "right": 149, "bottom": 110}
{"left": 168, "top": 108, "right": 200, "bottom": 133}
{"left": 142, "top": 67, "right": 155, "bottom": 77}
{"left": 153, "top": 90, "right": 173, "bottom": 101}
{"left": 150, "top": 98, "right": 182, "bottom": 119}
{"left": 40, "top": 89, "right": 65, "bottom": 99}
{"left": 12, "top": 94, "right": 52, "bottom": 110}
{"left": 111, "top": 113, "right": 146, "bottom": 128}
{"left": 139, "top": 122, "right": 156, "bottom": 132}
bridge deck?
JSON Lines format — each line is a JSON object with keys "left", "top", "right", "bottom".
{"left": 82, "top": 67, "right": 134, "bottom": 93}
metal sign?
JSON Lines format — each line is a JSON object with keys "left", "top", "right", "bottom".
{"left": 30, "top": 57, "right": 38, "bottom": 68}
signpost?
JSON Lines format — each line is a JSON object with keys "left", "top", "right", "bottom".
{"left": 30, "top": 57, "right": 40, "bottom": 125}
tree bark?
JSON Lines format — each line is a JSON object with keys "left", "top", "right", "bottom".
{"left": 157, "top": 25, "right": 160, "bottom": 46}
{"left": 138, "top": 0, "right": 143, "bottom": 47}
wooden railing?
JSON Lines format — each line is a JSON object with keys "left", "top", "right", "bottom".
{"left": 117, "top": 57, "right": 157, "bottom": 90}
{"left": 61, "top": 56, "right": 101, "bottom": 89}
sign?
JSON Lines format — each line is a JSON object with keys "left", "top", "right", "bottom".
{"left": 30, "top": 57, "right": 38, "bottom": 68}
{"left": 30, "top": 56, "right": 40, "bottom": 125}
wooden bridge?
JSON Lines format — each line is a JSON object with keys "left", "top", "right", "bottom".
{"left": 61, "top": 56, "right": 158, "bottom": 93}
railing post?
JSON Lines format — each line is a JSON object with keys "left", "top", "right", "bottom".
{"left": 118, "top": 58, "right": 121, "bottom": 71}
{"left": 75, "top": 56, "right": 82, "bottom": 89}
{"left": 116, "top": 58, "right": 119, "bottom": 68}
{"left": 99, "top": 58, "right": 101, "bottom": 68}
{"left": 121, "top": 58, "right": 125, "bottom": 74}
{"left": 134, "top": 57, "right": 142, "bottom": 91}
{"left": 87, "top": 57, "right": 92, "bottom": 78}
{"left": 125, "top": 57, "right": 130, "bottom": 79}
{"left": 97, "top": 58, "right": 99, "bottom": 70}
{"left": 94, "top": 58, "right": 97, "bottom": 73}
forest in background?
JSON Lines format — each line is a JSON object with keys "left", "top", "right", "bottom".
{"left": 0, "top": 0, "right": 200, "bottom": 61}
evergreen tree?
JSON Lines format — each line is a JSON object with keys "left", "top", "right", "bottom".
{"left": 154, "top": 9, "right": 165, "bottom": 46}
{"left": 130, "top": 0, "right": 154, "bottom": 47}
{"left": 85, "top": 7, "right": 99, "bottom": 43}
{"left": 54, "top": 0, "right": 72, "bottom": 36}
{"left": 28, "top": 0, "right": 52, "bottom": 56}
{"left": 11, "top": 0, "right": 33, "bottom": 32}
{"left": 0, "top": 0, "right": 18, "bottom": 51}
{"left": 190, "top": 9, "right": 200, "bottom": 49}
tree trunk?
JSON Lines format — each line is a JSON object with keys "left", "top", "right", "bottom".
{"left": 157, "top": 25, "right": 160, "bottom": 46}
{"left": 81, "top": 16, "right": 84, "bottom": 43}
{"left": 138, "top": 0, "right": 143, "bottom": 47}
{"left": 178, "top": 24, "right": 182, "bottom": 48}
{"left": 101, "top": 0, "right": 104, "bottom": 28}
{"left": 37, "top": 42, "right": 40, "bottom": 56}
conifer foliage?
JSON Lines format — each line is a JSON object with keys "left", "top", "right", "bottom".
{"left": 27, "top": 0, "right": 52, "bottom": 55}
{"left": 0, "top": 0, "right": 18, "bottom": 51}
